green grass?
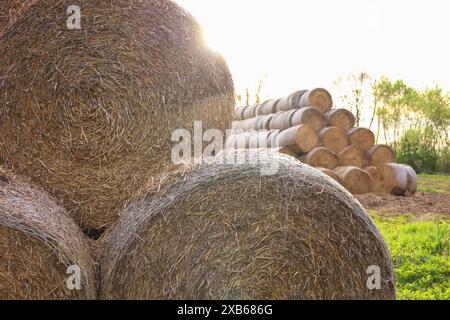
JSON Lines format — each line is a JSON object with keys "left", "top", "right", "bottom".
{"left": 371, "top": 212, "right": 450, "bottom": 300}
{"left": 417, "top": 173, "right": 450, "bottom": 194}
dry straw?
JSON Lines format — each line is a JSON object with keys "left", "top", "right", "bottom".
{"left": 100, "top": 151, "right": 395, "bottom": 299}
{"left": 0, "top": 168, "right": 96, "bottom": 299}
{"left": 0, "top": 0, "right": 235, "bottom": 229}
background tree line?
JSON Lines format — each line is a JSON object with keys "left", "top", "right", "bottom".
{"left": 335, "top": 73, "right": 450, "bottom": 173}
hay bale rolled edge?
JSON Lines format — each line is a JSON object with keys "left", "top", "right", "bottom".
{"left": 0, "top": 167, "right": 96, "bottom": 299}
{"left": 0, "top": 0, "right": 235, "bottom": 229}
{"left": 99, "top": 152, "right": 396, "bottom": 299}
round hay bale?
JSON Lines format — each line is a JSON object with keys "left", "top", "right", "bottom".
{"left": 335, "top": 166, "right": 372, "bottom": 195}
{"left": 291, "top": 107, "right": 327, "bottom": 132}
{"left": 269, "top": 110, "right": 297, "bottom": 130}
{"left": 278, "top": 125, "right": 320, "bottom": 154}
{"left": 325, "top": 108, "right": 356, "bottom": 131}
{"left": 303, "top": 147, "right": 339, "bottom": 170}
{"left": 367, "top": 145, "right": 396, "bottom": 165}
{"left": 381, "top": 163, "right": 417, "bottom": 196}
{"left": 255, "top": 99, "right": 280, "bottom": 116}
{"left": 348, "top": 128, "right": 376, "bottom": 152}
{"left": 338, "top": 145, "right": 369, "bottom": 168}
{"left": 275, "top": 90, "right": 308, "bottom": 112}
{"left": 100, "top": 152, "right": 396, "bottom": 299}
{"left": 0, "top": 167, "right": 96, "bottom": 299}
{"left": 364, "top": 166, "right": 392, "bottom": 194}
{"left": 231, "top": 116, "right": 266, "bottom": 131}
{"left": 0, "top": 0, "right": 235, "bottom": 230}
{"left": 319, "top": 127, "right": 349, "bottom": 153}
{"left": 234, "top": 106, "right": 248, "bottom": 121}
{"left": 316, "top": 167, "right": 344, "bottom": 185}
{"left": 298, "top": 88, "right": 333, "bottom": 112}
{"left": 243, "top": 104, "right": 258, "bottom": 119}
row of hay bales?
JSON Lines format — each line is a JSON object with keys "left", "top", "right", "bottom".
{"left": 0, "top": 0, "right": 395, "bottom": 300}
{"left": 229, "top": 89, "right": 417, "bottom": 196}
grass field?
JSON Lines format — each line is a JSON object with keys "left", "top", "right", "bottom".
{"left": 417, "top": 174, "right": 450, "bottom": 194}
{"left": 370, "top": 173, "right": 449, "bottom": 300}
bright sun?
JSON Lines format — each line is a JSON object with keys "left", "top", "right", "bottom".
{"left": 175, "top": 0, "right": 450, "bottom": 102}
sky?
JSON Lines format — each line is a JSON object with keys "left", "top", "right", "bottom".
{"left": 175, "top": 0, "right": 450, "bottom": 102}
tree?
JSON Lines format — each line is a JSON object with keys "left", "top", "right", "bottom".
{"left": 334, "top": 72, "right": 373, "bottom": 127}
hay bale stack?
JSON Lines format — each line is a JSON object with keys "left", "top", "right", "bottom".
{"left": 303, "top": 147, "right": 339, "bottom": 170}
{"left": 338, "top": 145, "right": 369, "bottom": 168}
{"left": 335, "top": 166, "right": 371, "bottom": 195}
{"left": 325, "top": 108, "right": 356, "bottom": 131}
{"left": 100, "top": 153, "right": 395, "bottom": 299}
{"left": 0, "top": 168, "right": 96, "bottom": 299}
{"left": 367, "top": 145, "right": 396, "bottom": 165}
{"left": 298, "top": 88, "right": 333, "bottom": 112}
{"left": 348, "top": 128, "right": 376, "bottom": 152}
{"left": 319, "top": 127, "right": 349, "bottom": 153}
{"left": 316, "top": 167, "right": 344, "bottom": 185}
{"left": 227, "top": 88, "right": 417, "bottom": 196}
{"left": 364, "top": 166, "right": 395, "bottom": 194}
{"left": 0, "top": 0, "right": 235, "bottom": 229}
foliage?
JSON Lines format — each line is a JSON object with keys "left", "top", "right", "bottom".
{"left": 372, "top": 213, "right": 450, "bottom": 300}
{"left": 396, "top": 127, "right": 439, "bottom": 173}
{"left": 372, "top": 78, "right": 450, "bottom": 173}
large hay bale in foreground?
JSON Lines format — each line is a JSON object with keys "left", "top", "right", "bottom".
{"left": 0, "top": 0, "right": 235, "bottom": 229}
{"left": 0, "top": 168, "right": 96, "bottom": 299}
{"left": 0, "top": 0, "right": 34, "bottom": 34}
{"left": 100, "top": 153, "right": 395, "bottom": 299}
